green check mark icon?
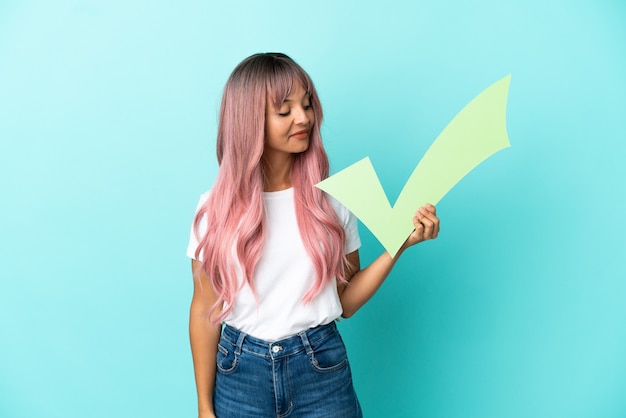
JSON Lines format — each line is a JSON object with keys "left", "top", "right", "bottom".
{"left": 316, "top": 75, "right": 511, "bottom": 257}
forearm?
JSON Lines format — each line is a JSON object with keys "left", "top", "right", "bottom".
{"left": 339, "top": 247, "right": 406, "bottom": 318}
{"left": 339, "top": 204, "right": 441, "bottom": 318}
{"left": 189, "top": 303, "right": 221, "bottom": 415}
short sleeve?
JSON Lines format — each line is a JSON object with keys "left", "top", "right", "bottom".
{"left": 327, "top": 194, "right": 361, "bottom": 254}
{"left": 186, "top": 191, "right": 211, "bottom": 260}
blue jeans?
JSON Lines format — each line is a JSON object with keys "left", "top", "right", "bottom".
{"left": 214, "top": 321, "right": 362, "bottom": 417}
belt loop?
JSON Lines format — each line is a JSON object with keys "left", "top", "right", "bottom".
{"left": 299, "top": 329, "right": 313, "bottom": 356}
{"left": 234, "top": 328, "right": 246, "bottom": 356}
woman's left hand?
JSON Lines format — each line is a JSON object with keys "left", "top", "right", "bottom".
{"left": 403, "top": 204, "right": 440, "bottom": 248}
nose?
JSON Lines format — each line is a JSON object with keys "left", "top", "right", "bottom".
{"left": 294, "top": 106, "right": 311, "bottom": 126}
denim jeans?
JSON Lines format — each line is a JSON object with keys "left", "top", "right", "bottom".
{"left": 214, "top": 321, "right": 362, "bottom": 417}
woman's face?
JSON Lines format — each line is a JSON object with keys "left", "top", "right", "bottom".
{"left": 264, "top": 83, "right": 314, "bottom": 160}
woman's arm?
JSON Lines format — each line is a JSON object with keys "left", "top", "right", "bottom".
{"left": 189, "top": 260, "right": 222, "bottom": 418}
{"left": 338, "top": 204, "right": 440, "bottom": 318}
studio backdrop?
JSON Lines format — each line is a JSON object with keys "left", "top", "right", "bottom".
{"left": 1, "top": 1, "right": 625, "bottom": 417}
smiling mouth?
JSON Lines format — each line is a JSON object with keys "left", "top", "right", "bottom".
{"left": 290, "top": 130, "right": 310, "bottom": 139}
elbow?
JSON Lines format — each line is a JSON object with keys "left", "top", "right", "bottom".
{"left": 341, "top": 307, "right": 355, "bottom": 319}
{"left": 339, "top": 293, "right": 358, "bottom": 319}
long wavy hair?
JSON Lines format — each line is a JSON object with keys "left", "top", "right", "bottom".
{"left": 193, "top": 53, "right": 349, "bottom": 322}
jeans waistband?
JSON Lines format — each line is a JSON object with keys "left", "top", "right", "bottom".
{"left": 221, "top": 321, "right": 338, "bottom": 359}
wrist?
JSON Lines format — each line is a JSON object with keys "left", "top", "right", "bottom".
{"left": 198, "top": 402, "right": 214, "bottom": 415}
{"left": 394, "top": 243, "right": 409, "bottom": 259}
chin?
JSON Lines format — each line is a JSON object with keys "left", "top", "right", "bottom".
{"left": 290, "top": 143, "right": 310, "bottom": 154}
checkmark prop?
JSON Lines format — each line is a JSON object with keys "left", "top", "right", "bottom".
{"left": 316, "top": 75, "right": 511, "bottom": 257}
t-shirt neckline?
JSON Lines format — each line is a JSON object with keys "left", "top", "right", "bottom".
{"left": 263, "top": 187, "right": 294, "bottom": 199}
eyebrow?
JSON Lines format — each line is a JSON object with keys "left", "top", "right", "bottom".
{"left": 282, "top": 91, "right": 310, "bottom": 103}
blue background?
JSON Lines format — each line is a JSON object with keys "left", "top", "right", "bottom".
{"left": 1, "top": 1, "right": 625, "bottom": 417}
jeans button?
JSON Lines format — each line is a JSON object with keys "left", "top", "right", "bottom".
{"left": 271, "top": 345, "right": 282, "bottom": 353}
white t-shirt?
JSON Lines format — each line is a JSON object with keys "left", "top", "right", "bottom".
{"left": 187, "top": 188, "right": 361, "bottom": 341}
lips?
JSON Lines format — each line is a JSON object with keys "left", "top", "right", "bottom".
{"left": 290, "top": 129, "right": 310, "bottom": 139}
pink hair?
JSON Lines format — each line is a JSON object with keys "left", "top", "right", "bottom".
{"left": 193, "top": 53, "right": 349, "bottom": 322}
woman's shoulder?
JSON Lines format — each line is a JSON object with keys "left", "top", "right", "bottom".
{"left": 324, "top": 193, "right": 361, "bottom": 250}
{"left": 325, "top": 193, "right": 352, "bottom": 224}
{"left": 194, "top": 189, "right": 212, "bottom": 207}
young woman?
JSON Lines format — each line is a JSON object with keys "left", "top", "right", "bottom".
{"left": 188, "top": 53, "right": 440, "bottom": 418}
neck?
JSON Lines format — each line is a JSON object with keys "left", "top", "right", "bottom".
{"left": 262, "top": 153, "right": 294, "bottom": 192}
